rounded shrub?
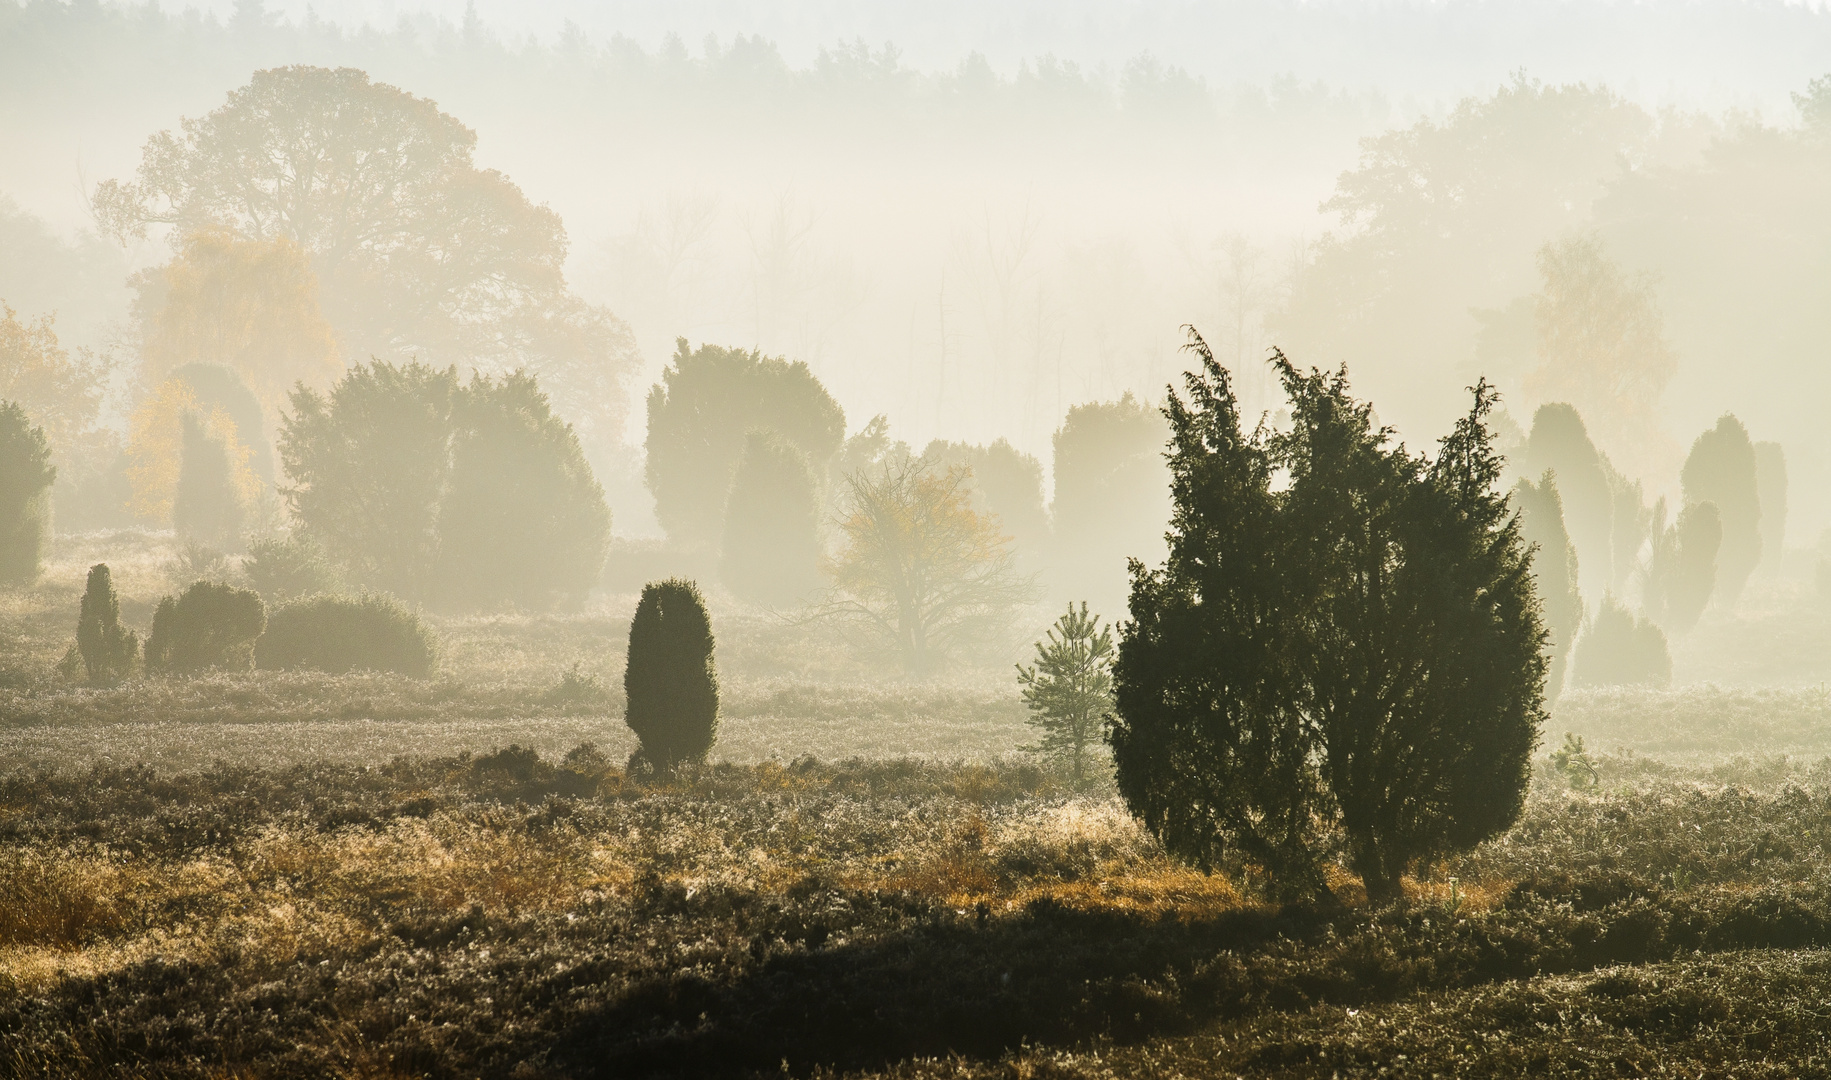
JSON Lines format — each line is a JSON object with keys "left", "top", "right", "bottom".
{"left": 144, "top": 580, "right": 266, "bottom": 674}
{"left": 623, "top": 578, "right": 719, "bottom": 774}
{"left": 256, "top": 594, "right": 438, "bottom": 677}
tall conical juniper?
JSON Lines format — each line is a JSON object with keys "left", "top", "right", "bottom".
{"left": 76, "top": 563, "right": 138, "bottom": 683}
{"left": 623, "top": 579, "right": 719, "bottom": 774}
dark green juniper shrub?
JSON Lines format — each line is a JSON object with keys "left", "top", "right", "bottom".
{"left": 1111, "top": 331, "right": 1546, "bottom": 905}
{"left": 144, "top": 580, "right": 266, "bottom": 674}
{"left": 255, "top": 593, "right": 437, "bottom": 676}
{"left": 75, "top": 563, "right": 138, "bottom": 683}
{"left": 624, "top": 578, "right": 719, "bottom": 774}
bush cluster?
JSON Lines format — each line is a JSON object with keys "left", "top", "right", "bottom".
{"left": 256, "top": 593, "right": 438, "bottom": 677}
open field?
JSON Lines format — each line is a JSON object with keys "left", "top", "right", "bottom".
{"left": 11, "top": 535, "right": 1831, "bottom": 1076}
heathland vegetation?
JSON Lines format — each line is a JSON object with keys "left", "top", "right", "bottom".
{"left": 6, "top": 39, "right": 1831, "bottom": 1080}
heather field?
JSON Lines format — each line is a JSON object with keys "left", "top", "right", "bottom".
{"left": 9, "top": 537, "right": 1831, "bottom": 1078}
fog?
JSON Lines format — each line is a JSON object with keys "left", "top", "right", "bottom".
{"left": 4, "top": 0, "right": 1831, "bottom": 586}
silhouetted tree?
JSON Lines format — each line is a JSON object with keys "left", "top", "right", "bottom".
{"left": 144, "top": 580, "right": 265, "bottom": 674}
{"left": 1512, "top": 472, "right": 1582, "bottom": 700}
{"left": 1277, "top": 358, "right": 1543, "bottom": 905}
{"left": 1113, "top": 333, "right": 1545, "bottom": 906}
{"left": 0, "top": 399, "right": 54, "bottom": 586}
{"left": 1525, "top": 234, "right": 1677, "bottom": 473}
{"left": 76, "top": 563, "right": 138, "bottom": 683}
{"left": 1681, "top": 414, "right": 1761, "bottom": 606}
{"left": 280, "top": 360, "right": 458, "bottom": 602}
{"left": 1016, "top": 603, "right": 1114, "bottom": 783}
{"left": 172, "top": 410, "right": 246, "bottom": 551}
{"left": 1573, "top": 595, "right": 1671, "bottom": 688}
{"left": 132, "top": 230, "right": 341, "bottom": 418}
{"left": 1050, "top": 392, "right": 1170, "bottom": 612}
{"left": 94, "top": 65, "right": 638, "bottom": 440}
{"left": 828, "top": 459, "right": 1036, "bottom": 676}
{"left": 720, "top": 430, "right": 822, "bottom": 607}
{"left": 623, "top": 579, "right": 719, "bottom": 774}
{"left": 921, "top": 438, "right": 1051, "bottom": 566}
{"left": 1644, "top": 498, "right": 1721, "bottom": 635}
{"left": 168, "top": 363, "right": 274, "bottom": 482}
{"left": 257, "top": 594, "right": 437, "bottom": 676}
{"left": 1111, "top": 337, "right": 1326, "bottom": 900}
{"left": 645, "top": 340, "right": 845, "bottom": 547}
{"left": 437, "top": 371, "right": 610, "bottom": 610}
{"left": 1522, "top": 403, "right": 1615, "bottom": 596}
{"left": 1755, "top": 441, "right": 1787, "bottom": 577}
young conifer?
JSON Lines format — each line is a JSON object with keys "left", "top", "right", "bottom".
{"left": 76, "top": 563, "right": 139, "bottom": 683}
{"left": 1016, "top": 602, "right": 1114, "bottom": 783}
{"left": 623, "top": 579, "right": 719, "bottom": 774}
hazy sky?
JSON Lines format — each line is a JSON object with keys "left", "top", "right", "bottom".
{"left": 155, "top": 0, "right": 1831, "bottom": 116}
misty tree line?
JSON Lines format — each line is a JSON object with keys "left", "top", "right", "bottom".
{"left": 1512, "top": 402, "right": 1785, "bottom": 696}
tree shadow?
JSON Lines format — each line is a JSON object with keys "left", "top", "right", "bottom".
{"left": 550, "top": 891, "right": 1336, "bottom": 1079}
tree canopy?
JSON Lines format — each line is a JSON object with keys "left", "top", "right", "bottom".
{"left": 1112, "top": 332, "right": 1546, "bottom": 905}
{"left": 645, "top": 340, "right": 846, "bottom": 547}
{"left": 94, "top": 65, "right": 638, "bottom": 450}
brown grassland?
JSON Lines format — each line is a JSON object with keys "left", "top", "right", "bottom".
{"left": 8, "top": 536, "right": 1831, "bottom": 1077}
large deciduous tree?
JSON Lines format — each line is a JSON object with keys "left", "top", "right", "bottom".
{"left": 645, "top": 340, "right": 846, "bottom": 548}
{"left": 1050, "top": 392, "right": 1171, "bottom": 612}
{"left": 1112, "top": 331, "right": 1546, "bottom": 906}
{"left": 132, "top": 229, "right": 342, "bottom": 416}
{"left": 94, "top": 65, "right": 638, "bottom": 450}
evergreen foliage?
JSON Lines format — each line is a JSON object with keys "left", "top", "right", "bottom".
{"left": 1573, "top": 594, "right": 1672, "bottom": 688}
{"left": 1681, "top": 414, "right": 1761, "bottom": 606}
{"left": 1522, "top": 404, "right": 1615, "bottom": 591}
{"left": 720, "top": 429, "right": 823, "bottom": 607}
{"left": 172, "top": 410, "right": 246, "bottom": 551}
{"left": 920, "top": 438, "right": 1051, "bottom": 564}
{"left": 1016, "top": 603, "right": 1114, "bottom": 783}
{"left": 623, "top": 579, "right": 720, "bottom": 774}
{"left": 1112, "top": 332, "right": 1546, "bottom": 905}
{"left": 0, "top": 399, "right": 54, "bottom": 586}
{"left": 241, "top": 534, "right": 341, "bottom": 603}
{"left": 280, "top": 360, "right": 459, "bottom": 603}
{"left": 256, "top": 594, "right": 438, "bottom": 677}
{"left": 144, "top": 580, "right": 266, "bottom": 674}
{"left": 437, "top": 371, "right": 610, "bottom": 610}
{"left": 645, "top": 340, "right": 846, "bottom": 547}
{"left": 75, "top": 563, "right": 138, "bottom": 683}
{"left": 1645, "top": 498, "right": 1721, "bottom": 636}
{"left": 169, "top": 363, "right": 274, "bottom": 482}
{"left": 1512, "top": 472, "right": 1583, "bottom": 700}
{"left": 1050, "top": 392, "right": 1171, "bottom": 612}
{"left": 1755, "top": 441, "right": 1787, "bottom": 577}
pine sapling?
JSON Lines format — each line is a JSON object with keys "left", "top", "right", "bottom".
{"left": 1016, "top": 602, "right": 1114, "bottom": 783}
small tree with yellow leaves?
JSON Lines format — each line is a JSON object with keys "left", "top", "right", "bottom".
{"left": 827, "top": 458, "right": 1036, "bottom": 676}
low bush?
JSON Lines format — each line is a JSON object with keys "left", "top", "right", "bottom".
{"left": 242, "top": 534, "right": 342, "bottom": 602}
{"left": 255, "top": 593, "right": 437, "bottom": 677}
{"left": 143, "top": 580, "right": 265, "bottom": 674}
